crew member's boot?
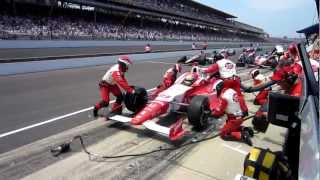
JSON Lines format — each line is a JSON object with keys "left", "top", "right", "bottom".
{"left": 242, "top": 127, "right": 254, "bottom": 137}
{"left": 241, "top": 130, "right": 253, "bottom": 146}
{"left": 93, "top": 107, "right": 98, "bottom": 118}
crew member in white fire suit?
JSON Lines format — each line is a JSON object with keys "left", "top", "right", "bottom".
{"left": 93, "top": 55, "right": 135, "bottom": 117}
{"left": 211, "top": 80, "right": 253, "bottom": 146}
{"left": 201, "top": 57, "right": 249, "bottom": 115}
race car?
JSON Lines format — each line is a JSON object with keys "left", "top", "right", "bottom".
{"left": 178, "top": 52, "right": 209, "bottom": 65}
{"left": 204, "top": 51, "right": 226, "bottom": 64}
{"left": 108, "top": 66, "right": 222, "bottom": 141}
{"left": 253, "top": 53, "right": 278, "bottom": 68}
{"left": 179, "top": 51, "right": 226, "bottom": 65}
{"left": 236, "top": 49, "right": 256, "bottom": 67}
{"left": 219, "top": 48, "right": 236, "bottom": 56}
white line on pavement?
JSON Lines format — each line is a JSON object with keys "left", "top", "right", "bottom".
{"left": 0, "top": 107, "right": 94, "bottom": 139}
{"left": 0, "top": 88, "right": 156, "bottom": 139}
{"left": 222, "top": 143, "right": 248, "bottom": 155}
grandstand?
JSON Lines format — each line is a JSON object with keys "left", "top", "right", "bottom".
{"left": 0, "top": 0, "right": 266, "bottom": 41}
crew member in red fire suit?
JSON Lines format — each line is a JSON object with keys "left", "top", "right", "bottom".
{"left": 244, "top": 43, "right": 303, "bottom": 97}
{"left": 93, "top": 55, "right": 135, "bottom": 117}
{"left": 211, "top": 80, "right": 253, "bottom": 146}
{"left": 150, "top": 63, "right": 182, "bottom": 99}
{"left": 250, "top": 69, "right": 270, "bottom": 105}
{"left": 243, "top": 44, "right": 303, "bottom": 131}
{"left": 201, "top": 57, "right": 249, "bottom": 115}
{"left": 286, "top": 42, "right": 319, "bottom": 78}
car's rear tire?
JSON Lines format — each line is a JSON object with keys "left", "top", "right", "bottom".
{"left": 198, "top": 56, "right": 207, "bottom": 65}
{"left": 124, "top": 86, "right": 148, "bottom": 113}
{"left": 187, "top": 96, "right": 210, "bottom": 130}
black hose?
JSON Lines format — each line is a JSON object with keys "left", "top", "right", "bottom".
{"left": 241, "top": 80, "right": 277, "bottom": 93}
{"left": 51, "top": 115, "right": 254, "bottom": 159}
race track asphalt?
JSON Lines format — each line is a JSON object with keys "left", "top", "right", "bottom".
{"left": 0, "top": 48, "right": 268, "bottom": 154}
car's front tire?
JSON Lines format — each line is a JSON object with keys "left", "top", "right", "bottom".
{"left": 124, "top": 86, "right": 148, "bottom": 113}
{"left": 187, "top": 96, "right": 210, "bottom": 130}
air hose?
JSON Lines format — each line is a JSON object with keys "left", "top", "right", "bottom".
{"left": 51, "top": 115, "right": 254, "bottom": 159}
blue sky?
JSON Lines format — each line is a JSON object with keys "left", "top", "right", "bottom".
{"left": 196, "top": 0, "right": 318, "bottom": 38}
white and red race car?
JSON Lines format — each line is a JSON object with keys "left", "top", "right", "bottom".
{"left": 252, "top": 53, "right": 278, "bottom": 68}
{"left": 108, "top": 66, "right": 223, "bottom": 141}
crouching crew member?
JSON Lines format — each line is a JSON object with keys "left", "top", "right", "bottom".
{"left": 93, "top": 55, "right": 135, "bottom": 117}
{"left": 201, "top": 56, "right": 249, "bottom": 115}
{"left": 211, "top": 80, "right": 254, "bottom": 146}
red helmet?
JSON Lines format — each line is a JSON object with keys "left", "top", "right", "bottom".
{"left": 118, "top": 55, "right": 132, "bottom": 72}
{"left": 288, "top": 43, "right": 297, "bottom": 56}
{"left": 174, "top": 63, "right": 182, "bottom": 73}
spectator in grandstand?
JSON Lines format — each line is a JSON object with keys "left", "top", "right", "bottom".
{"left": 0, "top": 9, "right": 264, "bottom": 42}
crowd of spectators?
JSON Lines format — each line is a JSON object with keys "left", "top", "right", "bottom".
{"left": 111, "top": 0, "right": 230, "bottom": 26}
{"left": 109, "top": 0, "right": 263, "bottom": 33}
{"left": 0, "top": 13, "right": 264, "bottom": 41}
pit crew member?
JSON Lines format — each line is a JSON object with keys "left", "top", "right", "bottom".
{"left": 211, "top": 80, "right": 254, "bottom": 146}
{"left": 201, "top": 57, "right": 249, "bottom": 115}
{"left": 93, "top": 55, "right": 134, "bottom": 117}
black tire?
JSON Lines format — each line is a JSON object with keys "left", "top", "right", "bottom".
{"left": 124, "top": 86, "right": 148, "bottom": 113}
{"left": 177, "top": 56, "right": 187, "bottom": 64}
{"left": 246, "top": 56, "right": 255, "bottom": 64}
{"left": 187, "top": 96, "right": 210, "bottom": 130}
{"left": 236, "top": 62, "right": 245, "bottom": 67}
{"left": 199, "top": 59, "right": 207, "bottom": 65}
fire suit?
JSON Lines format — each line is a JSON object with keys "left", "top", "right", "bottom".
{"left": 150, "top": 67, "right": 178, "bottom": 99}
{"left": 94, "top": 64, "right": 134, "bottom": 113}
{"left": 212, "top": 88, "right": 249, "bottom": 142}
{"left": 203, "top": 59, "right": 248, "bottom": 113}
{"left": 252, "top": 73, "right": 269, "bottom": 105}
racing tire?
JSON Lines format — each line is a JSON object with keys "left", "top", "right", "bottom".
{"left": 187, "top": 96, "right": 210, "bottom": 130}
{"left": 236, "top": 62, "right": 246, "bottom": 67}
{"left": 177, "top": 56, "right": 187, "bottom": 64}
{"left": 246, "top": 56, "right": 255, "bottom": 64}
{"left": 197, "top": 56, "right": 207, "bottom": 65}
{"left": 124, "top": 86, "right": 148, "bottom": 113}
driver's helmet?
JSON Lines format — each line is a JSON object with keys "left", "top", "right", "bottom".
{"left": 182, "top": 73, "right": 197, "bottom": 86}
